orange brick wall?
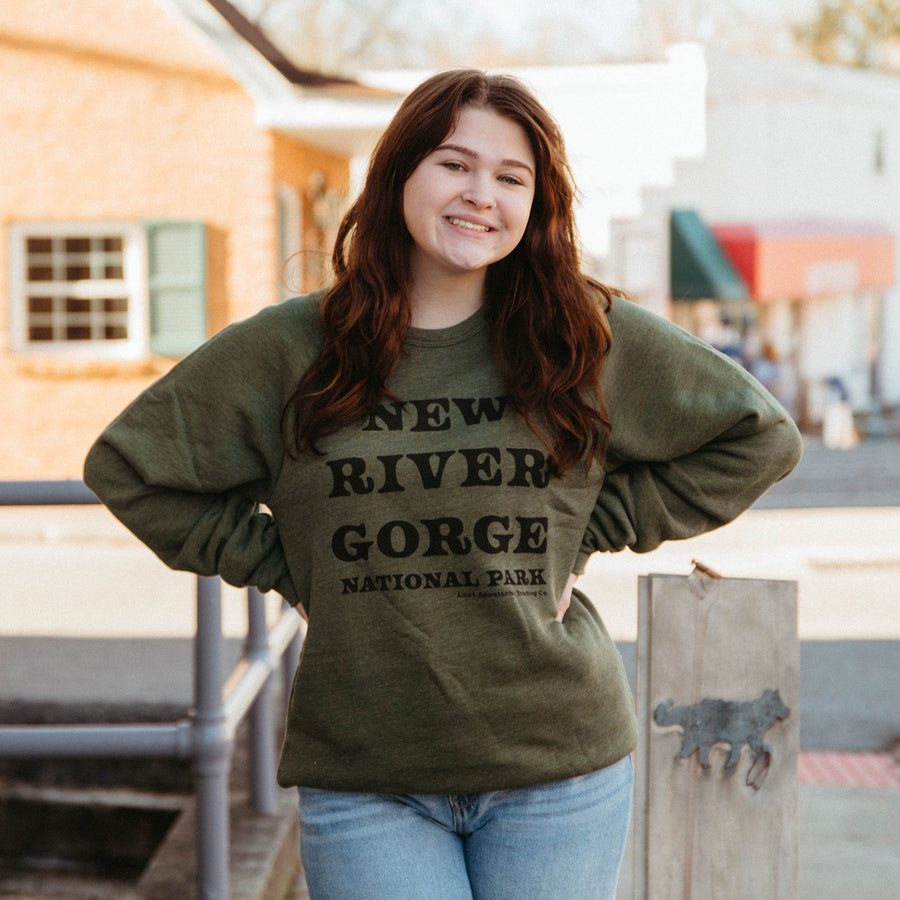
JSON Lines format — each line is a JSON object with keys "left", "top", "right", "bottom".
{"left": 0, "top": 0, "right": 230, "bottom": 77}
{"left": 0, "top": 0, "right": 349, "bottom": 479}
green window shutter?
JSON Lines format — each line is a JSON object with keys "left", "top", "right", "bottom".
{"left": 145, "top": 221, "right": 207, "bottom": 356}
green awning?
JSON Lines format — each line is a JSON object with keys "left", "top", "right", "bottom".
{"left": 670, "top": 209, "right": 748, "bottom": 301}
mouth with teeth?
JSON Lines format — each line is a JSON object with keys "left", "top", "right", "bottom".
{"left": 446, "top": 217, "right": 493, "bottom": 233}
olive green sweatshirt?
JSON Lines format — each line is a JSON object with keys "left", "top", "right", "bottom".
{"left": 83, "top": 292, "right": 802, "bottom": 794}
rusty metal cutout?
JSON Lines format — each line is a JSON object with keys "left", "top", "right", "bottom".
{"left": 653, "top": 689, "right": 789, "bottom": 789}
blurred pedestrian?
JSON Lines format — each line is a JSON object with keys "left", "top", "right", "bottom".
{"left": 84, "top": 69, "right": 802, "bottom": 899}
{"left": 823, "top": 376, "right": 858, "bottom": 449}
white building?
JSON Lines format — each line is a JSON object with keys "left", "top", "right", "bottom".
{"left": 610, "top": 48, "right": 899, "bottom": 429}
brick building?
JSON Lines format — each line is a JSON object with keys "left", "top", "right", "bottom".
{"left": 1, "top": 0, "right": 390, "bottom": 478}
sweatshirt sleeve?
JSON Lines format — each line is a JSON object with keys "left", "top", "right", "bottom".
{"left": 573, "top": 300, "right": 802, "bottom": 572}
{"left": 83, "top": 302, "right": 314, "bottom": 604}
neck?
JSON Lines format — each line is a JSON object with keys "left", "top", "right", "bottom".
{"left": 408, "top": 269, "right": 486, "bottom": 329}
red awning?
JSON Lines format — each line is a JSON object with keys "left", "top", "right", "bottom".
{"left": 711, "top": 222, "right": 895, "bottom": 302}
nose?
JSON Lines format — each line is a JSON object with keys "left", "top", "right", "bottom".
{"left": 462, "top": 174, "right": 496, "bottom": 209}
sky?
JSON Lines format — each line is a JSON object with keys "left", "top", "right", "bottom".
{"left": 439, "top": 0, "right": 826, "bottom": 66}
{"left": 237, "top": 0, "right": 832, "bottom": 73}
{"left": 471, "top": 0, "right": 821, "bottom": 22}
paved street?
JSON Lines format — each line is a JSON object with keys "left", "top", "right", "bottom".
{"left": 756, "top": 432, "right": 900, "bottom": 509}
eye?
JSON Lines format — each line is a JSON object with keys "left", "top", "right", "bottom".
{"left": 440, "top": 161, "right": 466, "bottom": 172}
{"left": 498, "top": 174, "right": 524, "bottom": 186}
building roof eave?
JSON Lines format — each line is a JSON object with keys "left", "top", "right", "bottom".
{"left": 202, "top": 0, "right": 357, "bottom": 88}
{"left": 255, "top": 92, "right": 403, "bottom": 157}
{"left": 155, "top": 0, "right": 361, "bottom": 99}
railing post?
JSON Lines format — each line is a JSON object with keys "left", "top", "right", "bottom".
{"left": 247, "top": 587, "right": 277, "bottom": 814}
{"left": 194, "top": 575, "right": 232, "bottom": 900}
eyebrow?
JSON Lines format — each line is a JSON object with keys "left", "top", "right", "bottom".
{"left": 434, "top": 142, "right": 535, "bottom": 178}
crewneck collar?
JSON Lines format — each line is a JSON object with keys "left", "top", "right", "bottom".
{"left": 405, "top": 305, "right": 489, "bottom": 348}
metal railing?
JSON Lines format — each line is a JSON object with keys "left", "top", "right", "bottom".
{"left": 0, "top": 481, "right": 304, "bottom": 899}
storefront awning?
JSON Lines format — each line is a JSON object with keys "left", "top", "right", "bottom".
{"left": 670, "top": 209, "right": 748, "bottom": 301}
{"left": 712, "top": 222, "right": 896, "bottom": 302}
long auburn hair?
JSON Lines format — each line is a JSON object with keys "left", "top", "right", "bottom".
{"left": 283, "top": 69, "right": 617, "bottom": 476}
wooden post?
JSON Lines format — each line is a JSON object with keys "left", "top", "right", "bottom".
{"left": 633, "top": 571, "right": 799, "bottom": 899}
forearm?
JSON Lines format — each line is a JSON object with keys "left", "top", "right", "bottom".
{"left": 84, "top": 434, "right": 299, "bottom": 602}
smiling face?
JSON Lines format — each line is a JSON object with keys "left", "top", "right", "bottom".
{"left": 402, "top": 105, "right": 536, "bottom": 300}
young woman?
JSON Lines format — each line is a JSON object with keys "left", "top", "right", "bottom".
{"left": 84, "top": 70, "right": 802, "bottom": 899}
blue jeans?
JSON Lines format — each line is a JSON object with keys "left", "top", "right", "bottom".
{"left": 297, "top": 756, "right": 633, "bottom": 900}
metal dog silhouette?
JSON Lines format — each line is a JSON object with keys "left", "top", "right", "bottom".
{"left": 653, "top": 688, "right": 789, "bottom": 771}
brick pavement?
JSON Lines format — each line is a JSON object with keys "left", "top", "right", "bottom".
{"left": 798, "top": 750, "right": 900, "bottom": 787}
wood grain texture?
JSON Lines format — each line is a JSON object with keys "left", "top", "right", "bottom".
{"left": 634, "top": 574, "right": 799, "bottom": 900}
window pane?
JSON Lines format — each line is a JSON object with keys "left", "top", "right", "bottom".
{"left": 65, "top": 238, "right": 91, "bottom": 253}
{"left": 65, "top": 325, "right": 92, "bottom": 340}
{"left": 28, "top": 296, "right": 53, "bottom": 313}
{"left": 104, "top": 325, "right": 128, "bottom": 340}
{"left": 103, "top": 297, "right": 128, "bottom": 312}
{"left": 65, "top": 297, "right": 91, "bottom": 313}
{"left": 28, "top": 326, "right": 54, "bottom": 341}
{"left": 103, "top": 237, "right": 123, "bottom": 252}
{"left": 27, "top": 237, "right": 53, "bottom": 253}
{"left": 28, "top": 265, "right": 54, "bottom": 281}
{"left": 66, "top": 265, "right": 91, "bottom": 281}
{"left": 104, "top": 264, "right": 124, "bottom": 279}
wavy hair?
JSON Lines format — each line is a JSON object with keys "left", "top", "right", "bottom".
{"left": 283, "top": 69, "right": 617, "bottom": 475}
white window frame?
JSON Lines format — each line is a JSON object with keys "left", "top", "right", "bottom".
{"left": 8, "top": 222, "right": 148, "bottom": 359}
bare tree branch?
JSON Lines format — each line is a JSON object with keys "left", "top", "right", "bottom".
{"left": 794, "top": 0, "right": 900, "bottom": 71}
